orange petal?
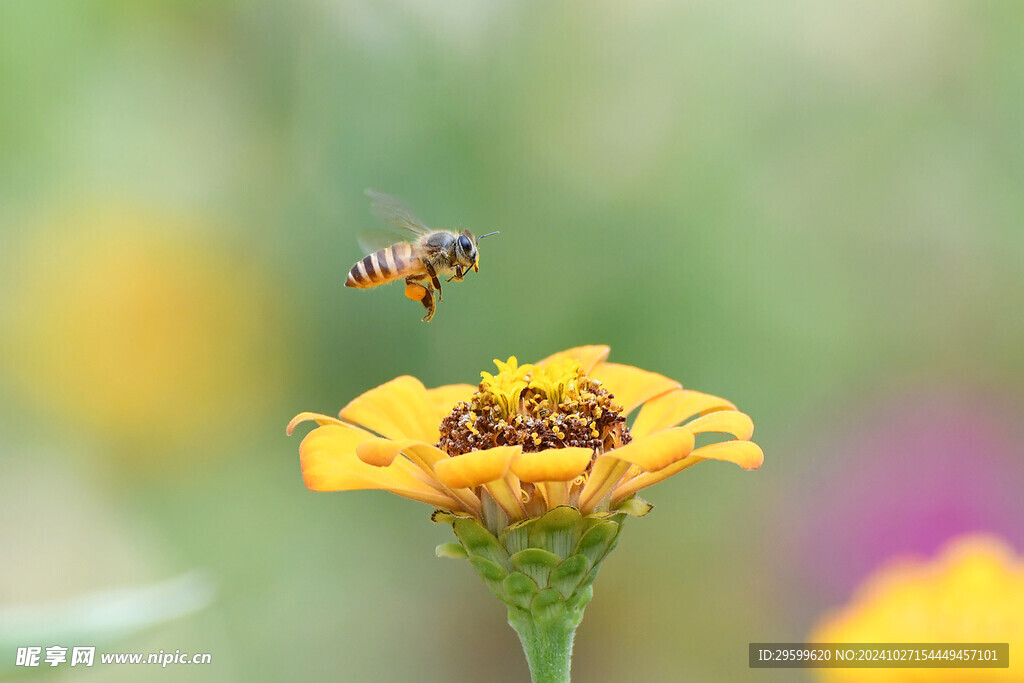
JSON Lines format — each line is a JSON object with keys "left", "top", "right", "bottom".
{"left": 434, "top": 446, "right": 520, "bottom": 488}
{"left": 510, "top": 447, "right": 593, "bottom": 483}
{"left": 287, "top": 411, "right": 347, "bottom": 435}
{"left": 340, "top": 375, "right": 440, "bottom": 443}
{"left": 588, "top": 362, "right": 681, "bottom": 416}
{"left": 534, "top": 345, "right": 610, "bottom": 374}
{"left": 684, "top": 410, "right": 754, "bottom": 441}
{"left": 611, "top": 440, "right": 763, "bottom": 503}
{"left": 427, "top": 383, "right": 476, "bottom": 421}
{"left": 630, "top": 389, "right": 737, "bottom": 438}
{"left": 299, "top": 425, "right": 460, "bottom": 508}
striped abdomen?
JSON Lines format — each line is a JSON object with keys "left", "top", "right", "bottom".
{"left": 345, "top": 242, "right": 421, "bottom": 288}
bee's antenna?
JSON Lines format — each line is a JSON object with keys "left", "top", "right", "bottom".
{"left": 477, "top": 231, "right": 500, "bottom": 241}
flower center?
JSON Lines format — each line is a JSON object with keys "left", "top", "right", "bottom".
{"left": 438, "top": 357, "right": 631, "bottom": 456}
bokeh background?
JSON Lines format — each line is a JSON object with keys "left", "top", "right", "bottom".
{"left": 2, "top": 1, "right": 1023, "bottom": 681}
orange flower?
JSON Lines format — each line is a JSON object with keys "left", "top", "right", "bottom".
{"left": 288, "top": 345, "right": 762, "bottom": 526}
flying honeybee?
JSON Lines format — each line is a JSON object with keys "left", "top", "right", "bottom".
{"left": 345, "top": 190, "right": 498, "bottom": 322}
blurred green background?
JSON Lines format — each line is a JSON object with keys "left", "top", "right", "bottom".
{"left": 2, "top": 1, "right": 1023, "bottom": 681}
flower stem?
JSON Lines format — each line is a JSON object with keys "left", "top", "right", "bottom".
{"left": 507, "top": 605, "right": 581, "bottom": 683}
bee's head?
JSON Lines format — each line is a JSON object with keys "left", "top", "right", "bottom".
{"left": 460, "top": 230, "right": 499, "bottom": 273}
{"left": 456, "top": 230, "right": 479, "bottom": 270}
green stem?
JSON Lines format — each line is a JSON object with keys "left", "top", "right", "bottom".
{"left": 507, "top": 606, "right": 579, "bottom": 683}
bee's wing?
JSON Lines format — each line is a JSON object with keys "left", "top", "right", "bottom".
{"left": 365, "top": 189, "right": 432, "bottom": 237}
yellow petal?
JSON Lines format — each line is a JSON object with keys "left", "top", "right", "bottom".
{"left": 683, "top": 410, "right": 754, "bottom": 441}
{"left": 355, "top": 437, "right": 447, "bottom": 468}
{"left": 286, "top": 411, "right": 347, "bottom": 435}
{"left": 534, "top": 345, "right": 610, "bottom": 374}
{"left": 354, "top": 437, "right": 409, "bottom": 467}
{"left": 483, "top": 475, "right": 527, "bottom": 521}
{"left": 588, "top": 362, "right": 681, "bottom": 416}
{"left": 434, "top": 446, "right": 521, "bottom": 488}
{"left": 578, "top": 429, "right": 696, "bottom": 513}
{"left": 299, "top": 425, "right": 460, "bottom": 508}
{"left": 601, "top": 428, "right": 696, "bottom": 472}
{"left": 354, "top": 437, "right": 483, "bottom": 516}
{"left": 340, "top": 375, "right": 440, "bottom": 443}
{"left": 427, "top": 383, "right": 476, "bottom": 421}
{"left": 301, "top": 425, "right": 419, "bottom": 488}
{"left": 689, "top": 440, "right": 764, "bottom": 470}
{"left": 612, "top": 440, "right": 764, "bottom": 503}
{"left": 578, "top": 457, "right": 632, "bottom": 513}
{"left": 630, "top": 389, "right": 737, "bottom": 438}
{"left": 300, "top": 422, "right": 373, "bottom": 464}
{"left": 510, "top": 447, "right": 593, "bottom": 483}
{"left": 535, "top": 481, "right": 569, "bottom": 509}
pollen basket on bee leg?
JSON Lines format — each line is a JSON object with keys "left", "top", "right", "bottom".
{"left": 405, "top": 282, "right": 428, "bottom": 301}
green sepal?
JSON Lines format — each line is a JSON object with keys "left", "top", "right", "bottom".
{"left": 434, "top": 506, "right": 628, "bottom": 623}
{"left": 431, "top": 510, "right": 459, "bottom": 524}
{"left": 575, "top": 520, "right": 619, "bottom": 567}
{"left": 468, "top": 556, "right": 508, "bottom": 599}
{"left": 502, "top": 572, "right": 539, "bottom": 610}
{"left": 527, "top": 506, "right": 583, "bottom": 557}
{"left": 468, "top": 556, "right": 507, "bottom": 582}
{"left": 510, "top": 548, "right": 561, "bottom": 586}
{"left": 435, "top": 542, "right": 469, "bottom": 559}
{"left": 548, "top": 554, "right": 591, "bottom": 599}
{"left": 432, "top": 505, "right": 638, "bottom": 683}
{"left": 614, "top": 495, "right": 653, "bottom": 517}
{"left": 499, "top": 524, "right": 529, "bottom": 555}
{"left": 453, "top": 517, "right": 511, "bottom": 570}
{"left": 565, "top": 583, "right": 593, "bottom": 614}
{"left": 531, "top": 588, "right": 567, "bottom": 622}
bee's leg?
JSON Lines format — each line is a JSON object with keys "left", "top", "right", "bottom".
{"left": 424, "top": 262, "right": 443, "bottom": 302}
{"left": 404, "top": 276, "right": 436, "bottom": 323}
{"left": 420, "top": 294, "right": 436, "bottom": 322}
{"left": 447, "top": 265, "right": 464, "bottom": 283}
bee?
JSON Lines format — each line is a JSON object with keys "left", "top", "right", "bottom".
{"left": 345, "top": 190, "right": 498, "bottom": 322}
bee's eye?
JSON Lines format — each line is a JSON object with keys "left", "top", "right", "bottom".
{"left": 458, "top": 235, "right": 472, "bottom": 252}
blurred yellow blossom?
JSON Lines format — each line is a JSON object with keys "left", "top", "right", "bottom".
{"left": 810, "top": 534, "right": 1024, "bottom": 682}
{"left": 2, "top": 205, "right": 282, "bottom": 456}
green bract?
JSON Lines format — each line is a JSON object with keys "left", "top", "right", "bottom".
{"left": 433, "top": 502, "right": 651, "bottom": 682}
